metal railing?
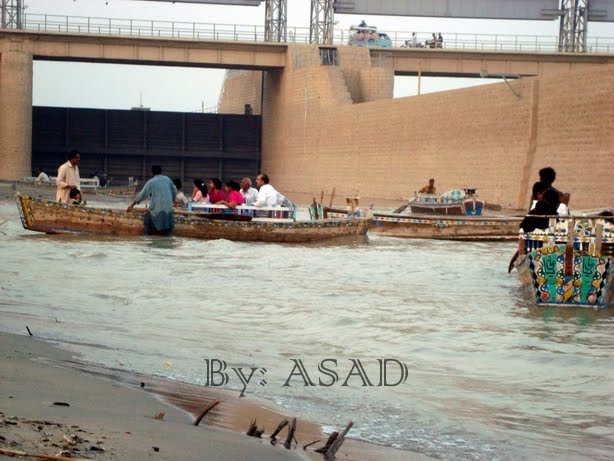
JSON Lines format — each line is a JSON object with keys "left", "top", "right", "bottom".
{"left": 8, "top": 13, "right": 614, "bottom": 54}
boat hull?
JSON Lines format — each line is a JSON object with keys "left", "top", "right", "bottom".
{"left": 517, "top": 245, "right": 613, "bottom": 308}
{"left": 16, "top": 195, "right": 369, "bottom": 243}
{"left": 370, "top": 213, "right": 522, "bottom": 240}
{"left": 409, "top": 203, "right": 465, "bottom": 215}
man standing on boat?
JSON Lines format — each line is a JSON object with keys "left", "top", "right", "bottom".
{"left": 419, "top": 178, "right": 437, "bottom": 195}
{"left": 127, "top": 165, "right": 176, "bottom": 236}
{"left": 56, "top": 150, "right": 81, "bottom": 203}
{"left": 240, "top": 177, "right": 259, "bottom": 205}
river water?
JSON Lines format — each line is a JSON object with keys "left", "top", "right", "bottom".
{"left": 0, "top": 197, "right": 612, "bottom": 460}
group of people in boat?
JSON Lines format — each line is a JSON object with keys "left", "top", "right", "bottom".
{"left": 173, "top": 174, "right": 286, "bottom": 210}
{"left": 127, "top": 166, "right": 288, "bottom": 236}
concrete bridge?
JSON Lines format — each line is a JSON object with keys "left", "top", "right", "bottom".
{"left": 1, "top": 29, "right": 614, "bottom": 205}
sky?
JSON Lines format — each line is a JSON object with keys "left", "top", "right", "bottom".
{"left": 27, "top": 0, "right": 614, "bottom": 112}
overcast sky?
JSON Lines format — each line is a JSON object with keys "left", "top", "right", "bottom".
{"left": 28, "top": 0, "right": 614, "bottom": 112}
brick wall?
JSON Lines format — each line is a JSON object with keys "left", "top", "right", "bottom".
{"left": 0, "top": 44, "right": 33, "bottom": 181}
{"left": 217, "top": 48, "right": 614, "bottom": 210}
{"left": 218, "top": 70, "right": 263, "bottom": 115}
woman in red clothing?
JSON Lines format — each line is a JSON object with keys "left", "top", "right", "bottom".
{"left": 207, "top": 177, "right": 226, "bottom": 203}
{"left": 218, "top": 180, "right": 245, "bottom": 209}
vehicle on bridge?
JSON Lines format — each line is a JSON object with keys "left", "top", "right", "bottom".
{"left": 348, "top": 24, "right": 392, "bottom": 48}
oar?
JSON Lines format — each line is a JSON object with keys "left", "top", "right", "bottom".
{"left": 507, "top": 250, "right": 519, "bottom": 273}
{"left": 393, "top": 197, "right": 415, "bottom": 214}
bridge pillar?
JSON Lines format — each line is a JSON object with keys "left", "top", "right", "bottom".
{"left": 0, "top": 39, "right": 32, "bottom": 180}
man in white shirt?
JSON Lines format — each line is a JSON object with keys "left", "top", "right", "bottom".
{"left": 253, "top": 173, "right": 284, "bottom": 207}
{"left": 35, "top": 169, "right": 50, "bottom": 184}
{"left": 240, "top": 177, "right": 259, "bottom": 205}
{"left": 56, "top": 150, "right": 81, "bottom": 203}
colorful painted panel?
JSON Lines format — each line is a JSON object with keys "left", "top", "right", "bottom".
{"left": 528, "top": 245, "right": 612, "bottom": 307}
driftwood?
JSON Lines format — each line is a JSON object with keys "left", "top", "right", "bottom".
{"left": 270, "top": 418, "right": 288, "bottom": 443}
{"left": 303, "top": 439, "right": 321, "bottom": 450}
{"left": 193, "top": 400, "right": 221, "bottom": 427}
{"left": 324, "top": 421, "right": 353, "bottom": 461}
{"left": 283, "top": 417, "right": 297, "bottom": 449}
{"left": 0, "top": 448, "right": 91, "bottom": 461}
{"left": 246, "top": 419, "right": 264, "bottom": 438}
{"left": 314, "top": 432, "right": 338, "bottom": 453}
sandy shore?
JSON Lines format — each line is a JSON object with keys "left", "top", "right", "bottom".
{"left": 0, "top": 333, "right": 433, "bottom": 461}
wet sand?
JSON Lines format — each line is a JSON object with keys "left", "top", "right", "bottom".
{"left": 0, "top": 333, "right": 433, "bottom": 460}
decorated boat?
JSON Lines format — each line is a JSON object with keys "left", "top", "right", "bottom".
{"left": 370, "top": 212, "right": 522, "bottom": 240}
{"left": 15, "top": 194, "right": 369, "bottom": 243}
{"left": 409, "top": 188, "right": 485, "bottom": 216}
{"left": 513, "top": 215, "right": 614, "bottom": 308}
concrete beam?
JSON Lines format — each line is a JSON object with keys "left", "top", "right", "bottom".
{"left": 374, "top": 48, "right": 614, "bottom": 78}
{"left": 0, "top": 30, "right": 287, "bottom": 69}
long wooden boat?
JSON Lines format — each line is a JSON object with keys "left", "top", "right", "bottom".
{"left": 514, "top": 215, "right": 614, "bottom": 308}
{"left": 15, "top": 194, "right": 369, "bottom": 243}
{"left": 370, "top": 212, "right": 523, "bottom": 240}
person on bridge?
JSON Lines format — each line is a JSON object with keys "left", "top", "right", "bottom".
{"left": 56, "top": 150, "right": 81, "bottom": 203}
{"left": 127, "top": 165, "right": 176, "bottom": 236}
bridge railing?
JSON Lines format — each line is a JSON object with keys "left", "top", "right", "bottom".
{"left": 16, "top": 13, "right": 614, "bottom": 54}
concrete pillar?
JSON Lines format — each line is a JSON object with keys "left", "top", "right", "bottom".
{"left": 0, "top": 39, "right": 33, "bottom": 180}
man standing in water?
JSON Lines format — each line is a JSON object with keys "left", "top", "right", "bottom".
{"left": 127, "top": 165, "right": 176, "bottom": 236}
{"left": 56, "top": 150, "right": 81, "bottom": 203}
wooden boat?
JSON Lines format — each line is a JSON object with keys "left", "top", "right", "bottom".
{"left": 409, "top": 188, "right": 485, "bottom": 216}
{"left": 15, "top": 194, "right": 369, "bottom": 243}
{"left": 514, "top": 215, "right": 614, "bottom": 308}
{"left": 370, "top": 212, "right": 523, "bottom": 240}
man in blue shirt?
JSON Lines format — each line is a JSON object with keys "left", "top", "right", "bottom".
{"left": 127, "top": 165, "right": 177, "bottom": 236}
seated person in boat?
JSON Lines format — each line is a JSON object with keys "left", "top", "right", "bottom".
{"left": 207, "top": 177, "right": 226, "bottom": 204}
{"left": 218, "top": 180, "right": 245, "bottom": 209}
{"left": 127, "top": 165, "right": 177, "bottom": 236}
{"left": 192, "top": 179, "right": 208, "bottom": 202}
{"left": 557, "top": 192, "right": 571, "bottom": 216}
{"left": 240, "top": 177, "right": 259, "bottom": 206}
{"left": 173, "top": 178, "right": 189, "bottom": 208}
{"left": 528, "top": 180, "right": 547, "bottom": 211}
{"left": 254, "top": 173, "right": 285, "bottom": 207}
{"left": 419, "top": 178, "right": 436, "bottom": 195}
{"left": 520, "top": 183, "right": 559, "bottom": 232}
{"left": 535, "top": 166, "right": 563, "bottom": 209}
{"left": 69, "top": 188, "right": 85, "bottom": 206}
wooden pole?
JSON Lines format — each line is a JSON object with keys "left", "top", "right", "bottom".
{"left": 417, "top": 62, "right": 422, "bottom": 95}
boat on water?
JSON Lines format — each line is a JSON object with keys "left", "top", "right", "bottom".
{"left": 513, "top": 215, "right": 614, "bottom": 308}
{"left": 15, "top": 194, "right": 369, "bottom": 243}
{"left": 313, "top": 196, "right": 519, "bottom": 240}
{"left": 409, "top": 188, "right": 486, "bottom": 216}
{"left": 370, "top": 212, "right": 522, "bottom": 240}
